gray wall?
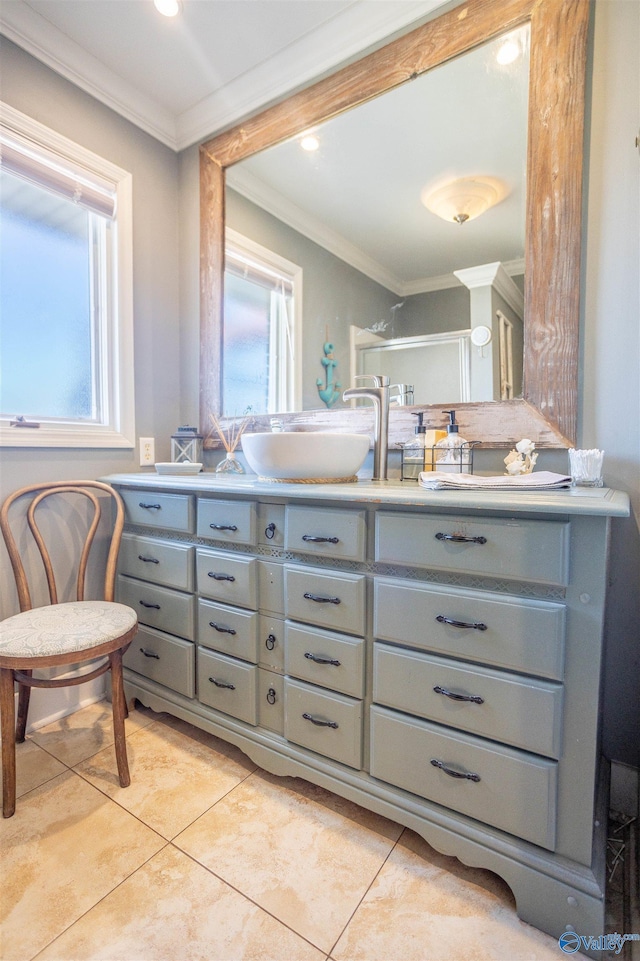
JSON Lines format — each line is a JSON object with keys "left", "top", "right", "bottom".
{"left": 583, "top": 0, "right": 639, "bottom": 766}
{"left": 397, "top": 287, "right": 471, "bottom": 337}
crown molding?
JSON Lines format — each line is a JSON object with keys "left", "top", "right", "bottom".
{"left": 227, "top": 165, "right": 405, "bottom": 295}
{"left": 1, "top": 0, "right": 443, "bottom": 153}
{"left": 454, "top": 260, "right": 525, "bottom": 317}
{"left": 176, "top": 0, "right": 444, "bottom": 150}
{"left": 0, "top": 2, "right": 177, "bottom": 148}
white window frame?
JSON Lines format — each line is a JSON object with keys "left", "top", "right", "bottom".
{"left": 224, "top": 228, "right": 302, "bottom": 414}
{"left": 0, "top": 102, "right": 135, "bottom": 448}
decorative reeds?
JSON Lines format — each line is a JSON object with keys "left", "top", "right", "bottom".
{"left": 209, "top": 412, "right": 251, "bottom": 474}
{"left": 208, "top": 412, "right": 250, "bottom": 452}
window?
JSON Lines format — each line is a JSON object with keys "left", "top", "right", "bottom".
{"left": 0, "top": 103, "right": 134, "bottom": 447}
{"left": 223, "top": 229, "right": 301, "bottom": 416}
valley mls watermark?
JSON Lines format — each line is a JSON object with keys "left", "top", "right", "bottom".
{"left": 559, "top": 931, "right": 640, "bottom": 954}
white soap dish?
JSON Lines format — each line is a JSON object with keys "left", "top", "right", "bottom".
{"left": 154, "top": 462, "right": 203, "bottom": 475}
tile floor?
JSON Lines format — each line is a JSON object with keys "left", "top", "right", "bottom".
{"left": 0, "top": 699, "right": 632, "bottom": 961}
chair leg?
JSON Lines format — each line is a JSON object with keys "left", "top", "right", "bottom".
{"left": 16, "top": 671, "right": 32, "bottom": 743}
{"left": 0, "top": 668, "right": 17, "bottom": 818}
{"left": 109, "top": 649, "right": 130, "bottom": 789}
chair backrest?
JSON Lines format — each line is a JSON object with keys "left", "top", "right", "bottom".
{"left": 0, "top": 481, "right": 125, "bottom": 613}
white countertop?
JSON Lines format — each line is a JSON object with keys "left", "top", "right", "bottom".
{"left": 101, "top": 472, "right": 630, "bottom": 518}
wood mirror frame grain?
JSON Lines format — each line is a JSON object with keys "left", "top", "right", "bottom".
{"left": 200, "top": 0, "right": 589, "bottom": 449}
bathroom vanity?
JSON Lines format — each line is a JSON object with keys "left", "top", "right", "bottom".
{"left": 104, "top": 471, "right": 628, "bottom": 947}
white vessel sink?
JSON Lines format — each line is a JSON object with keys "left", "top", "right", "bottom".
{"left": 241, "top": 431, "right": 370, "bottom": 482}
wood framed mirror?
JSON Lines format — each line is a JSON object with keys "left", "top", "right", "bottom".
{"left": 200, "top": 0, "right": 589, "bottom": 449}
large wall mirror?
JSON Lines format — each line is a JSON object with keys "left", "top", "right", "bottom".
{"left": 200, "top": 0, "right": 589, "bottom": 448}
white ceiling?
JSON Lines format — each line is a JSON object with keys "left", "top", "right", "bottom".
{"left": 1, "top": 0, "right": 528, "bottom": 291}
{"left": 0, "top": 0, "right": 445, "bottom": 150}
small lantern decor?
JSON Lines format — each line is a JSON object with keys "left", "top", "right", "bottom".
{"left": 171, "top": 426, "right": 203, "bottom": 464}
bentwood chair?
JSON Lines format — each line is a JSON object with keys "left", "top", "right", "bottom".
{"left": 0, "top": 481, "right": 138, "bottom": 817}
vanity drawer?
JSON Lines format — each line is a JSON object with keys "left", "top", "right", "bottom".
{"left": 285, "top": 678, "right": 363, "bottom": 769}
{"left": 258, "top": 668, "right": 285, "bottom": 735}
{"left": 284, "top": 565, "right": 366, "bottom": 636}
{"left": 375, "top": 512, "right": 569, "bottom": 586}
{"left": 197, "top": 648, "right": 258, "bottom": 725}
{"left": 197, "top": 498, "right": 257, "bottom": 546}
{"left": 370, "top": 705, "right": 557, "bottom": 850}
{"left": 259, "top": 615, "right": 285, "bottom": 672}
{"left": 117, "top": 575, "right": 195, "bottom": 640}
{"left": 120, "top": 489, "right": 194, "bottom": 532}
{"left": 374, "top": 577, "right": 566, "bottom": 681}
{"left": 285, "top": 622, "right": 365, "bottom": 698}
{"left": 285, "top": 506, "right": 366, "bottom": 562}
{"left": 124, "top": 625, "right": 195, "bottom": 698}
{"left": 196, "top": 548, "right": 258, "bottom": 609}
{"left": 373, "top": 643, "right": 563, "bottom": 758}
{"left": 119, "top": 533, "right": 193, "bottom": 591}
{"left": 197, "top": 599, "right": 259, "bottom": 662}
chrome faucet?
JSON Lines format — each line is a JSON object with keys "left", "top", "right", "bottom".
{"left": 343, "top": 374, "right": 390, "bottom": 481}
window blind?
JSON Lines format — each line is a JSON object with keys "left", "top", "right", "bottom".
{"left": 0, "top": 133, "right": 116, "bottom": 219}
{"left": 225, "top": 249, "right": 294, "bottom": 295}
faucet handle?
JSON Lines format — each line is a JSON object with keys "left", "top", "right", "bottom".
{"left": 354, "top": 374, "right": 390, "bottom": 388}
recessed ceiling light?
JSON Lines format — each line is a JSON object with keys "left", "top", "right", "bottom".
{"left": 496, "top": 33, "right": 520, "bottom": 65}
{"left": 300, "top": 134, "right": 320, "bottom": 152}
{"left": 154, "top": 0, "right": 181, "bottom": 17}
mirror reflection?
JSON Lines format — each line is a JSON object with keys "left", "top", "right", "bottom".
{"left": 223, "top": 24, "right": 529, "bottom": 416}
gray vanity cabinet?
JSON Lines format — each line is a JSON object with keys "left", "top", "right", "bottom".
{"left": 106, "top": 473, "right": 629, "bottom": 954}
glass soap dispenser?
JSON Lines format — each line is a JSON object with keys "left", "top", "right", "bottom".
{"left": 435, "top": 409, "right": 472, "bottom": 472}
{"left": 402, "top": 411, "right": 429, "bottom": 480}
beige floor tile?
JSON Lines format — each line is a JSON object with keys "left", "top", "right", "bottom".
{"left": 36, "top": 844, "right": 326, "bottom": 961}
{"left": 75, "top": 717, "right": 256, "bottom": 839}
{"left": 6, "top": 738, "right": 67, "bottom": 800}
{"left": 30, "top": 699, "right": 153, "bottom": 768}
{"left": 0, "top": 770, "right": 165, "bottom": 961}
{"left": 332, "top": 829, "right": 563, "bottom": 961}
{"left": 175, "top": 770, "right": 402, "bottom": 953}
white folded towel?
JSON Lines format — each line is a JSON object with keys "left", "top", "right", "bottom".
{"left": 418, "top": 470, "right": 572, "bottom": 491}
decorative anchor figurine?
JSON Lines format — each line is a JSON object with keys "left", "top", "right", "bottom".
{"left": 316, "top": 340, "right": 341, "bottom": 408}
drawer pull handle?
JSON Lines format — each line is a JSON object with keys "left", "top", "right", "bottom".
{"left": 436, "top": 615, "right": 488, "bottom": 632}
{"left": 430, "top": 758, "right": 481, "bottom": 782}
{"left": 139, "top": 502, "right": 161, "bottom": 510}
{"left": 265, "top": 634, "right": 276, "bottom": 650}
{"left": 266, "top": 688, "right": 277, "bottom": 705}
{"left": 140, "top": 648, "right": 160, "bottom": 659}
{"left": 304, "top": 652, "right": 341, "bottom": 666}
{"left": 302, "top": 535, "right": 340, "bottom": 544}
{"left": 209, "top": 677, "right": 236, "bottom": 690}
{"left": 210, "top": 523, "right": 238, "bottom": 532}
{"left": 265, "top": 523, "right": 276, "bottom": 539}
{"left": 139, "top": 600, "right": 161, "bottom": 609}
{"left": 435, "top": 532, "right": 487, "bottom": 545}
{"left": 433, "top": 685, "right": 484, "bottom": 705}
{"left": 302, "top": 712, "right": 339, "bottom": 729}
{"left": 138, "top": 554, "right": 160, "bottom": 564}
{"left": 303, "top": 592, "right": 341, "bottom": 605}
{"left": 209, "top": 621, "right": 236, "bottom": 636}
{"left": 208, "top": 572, "right": 236, "bottom": 582}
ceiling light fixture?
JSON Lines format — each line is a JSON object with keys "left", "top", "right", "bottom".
{"left": 153, "top": 0, "right": 181, "bottom": 17}
{"left": 421, "top": 177, "right": 504, "bottom": 225}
